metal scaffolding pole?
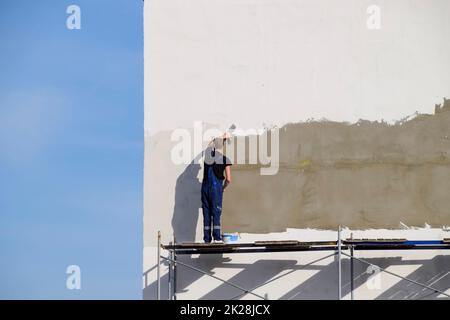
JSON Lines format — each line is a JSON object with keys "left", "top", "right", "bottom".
{"left": 157, "top": 231, "right": 161, "bottom": 300}
{"left": 349, "top": 232, "right": 354, "bottom": 300}
{"left": 168, "top": 241, "right": 172, "bottom": 300}
{"left": 338, "top": 226, "right": 342, "bottom": 300}
{"left": 350, "top": 244, "right": 354, "bottom": 300}
{"left": 173, "top": 250, "right": 177, "bottom": 300}
{"left": 173, "top": 236, "right": 177, "bottom": 300}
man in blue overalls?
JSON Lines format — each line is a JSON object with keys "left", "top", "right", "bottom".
{"left": 202, "top": 137, "right": 232, "bottom": 243}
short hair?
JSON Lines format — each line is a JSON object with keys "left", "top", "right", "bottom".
{"left": 213, "top": 137, "right": 224, "bottom": 150}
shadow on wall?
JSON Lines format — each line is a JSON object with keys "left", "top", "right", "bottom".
{"left": 279, "top": 255, "right": 450, "bottom": 300}
{"left": 171, "top": 153, "right": 203, "bottom": 243}
{"left": 143, "top": 254, "right": 450, "bottom": 300}
{"left": 143, "top": 254, "right": 232, "bottom": 300}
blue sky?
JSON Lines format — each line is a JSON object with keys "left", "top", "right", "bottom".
{"left": 0, "top": 1, "right": 143, "bottom": 299}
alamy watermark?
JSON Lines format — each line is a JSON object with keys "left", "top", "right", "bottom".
{"left": 66, "top": 5, "right": 81, "bottom": 30}
{"left": 170, "top": 122, "right": 280, "bottom": 175}
{"left": 66, "top": 265, "right": 81, "bottom": 290}
{"left": 366, "top": 5, "right": 381, "bottom": 30}
{"left": 366, "top": 265, "right": 382, "bottom": 290}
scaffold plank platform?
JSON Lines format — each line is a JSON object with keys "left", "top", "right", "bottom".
{"left": 156, "top": 229, "right": 450, "bottom": 301}
{"left": 162, "top": 239, "right": 450, "bottom": 255}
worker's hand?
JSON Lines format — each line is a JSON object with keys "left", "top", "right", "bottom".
{"left": 223, "top": 179, "right": 230, "bottom": 191}
{"left": 222, "top": 131, "right": 232, "bottom": 139}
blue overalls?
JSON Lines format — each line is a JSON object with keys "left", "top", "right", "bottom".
{"left": 201, "top": 165, "right": 223, "bottom": 242}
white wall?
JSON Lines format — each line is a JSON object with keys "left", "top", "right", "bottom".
{"left": 143, "top": 0, "right": 450, "bottom": 299}
{"left": 144, "top": 0, "right": 450, "bottom": 136}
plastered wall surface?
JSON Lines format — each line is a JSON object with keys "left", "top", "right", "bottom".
{"left": 224, "top": 102, "right": 450, "bottom": 232}
{"left": 143, "top": 0, "right": 450, "bottom": 299}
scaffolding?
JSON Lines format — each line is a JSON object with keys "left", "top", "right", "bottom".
{"left": 155, "top": 229, "right": 450, "bottom": 300}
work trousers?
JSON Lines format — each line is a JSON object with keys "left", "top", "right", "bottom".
{"left": 201, "top": 166, "right": 223, "bottom": 242}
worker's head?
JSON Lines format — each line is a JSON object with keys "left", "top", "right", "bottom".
{"left": 213, "top": 137, "right": 225, "bottom": 150}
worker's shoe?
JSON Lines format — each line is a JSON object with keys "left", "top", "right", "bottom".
{"left": 213, "top": 239, "right": 224, "bottom": 244}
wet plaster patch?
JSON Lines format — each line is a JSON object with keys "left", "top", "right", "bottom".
{"left": 222, "top": 100, "right": 450, "bottom": 232}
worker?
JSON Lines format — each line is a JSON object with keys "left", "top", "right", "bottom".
{"left": 201, "top": 135, "right": 232, "bottom": 243}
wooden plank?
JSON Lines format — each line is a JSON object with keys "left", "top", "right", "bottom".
{"left": 178, "top": 242, "right": 228, "bottom": 247}
{"left": 165, "top": 240, "right": 337, "bottom": 250}
{"left": 254, "top": 240, "right": 299, "bottom": 246}
{"left": 345, "top": 238, "right": 407, "bottom": 243}
{"left": 178, "top": 242, "right": 209, "bottom": 247}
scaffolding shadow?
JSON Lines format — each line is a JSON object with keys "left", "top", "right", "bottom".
{"left": 144, "top": 252, "right": 450, "bottom": 300}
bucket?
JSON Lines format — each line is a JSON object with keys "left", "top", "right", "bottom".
{"left": 222, "top": 233, "right": 239, "bottom": 243}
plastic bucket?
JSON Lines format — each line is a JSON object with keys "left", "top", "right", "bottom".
{"left": 222, "top": 233, "right": 239, "bottom": 243}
